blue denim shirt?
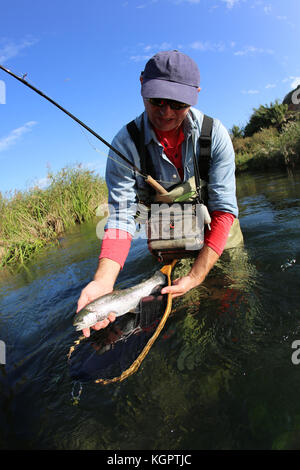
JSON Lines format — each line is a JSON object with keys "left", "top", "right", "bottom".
{"left": 105, "top": 107, "right": 238, "bottom": 236}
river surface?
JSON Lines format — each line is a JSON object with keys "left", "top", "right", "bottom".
{"left": 0, "top": 169, "right": 300, "bottom": 450}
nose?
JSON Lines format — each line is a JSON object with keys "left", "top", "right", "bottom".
{"left": 159, "top": 103, "right": 174, "bottom": 116}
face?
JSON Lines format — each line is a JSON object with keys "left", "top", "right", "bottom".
{"left": 143, "top": 98, "right": 190, "bottom": 132}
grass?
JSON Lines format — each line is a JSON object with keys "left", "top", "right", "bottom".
{"left": 0, "top": 165, "right": 107, "bottom": 267}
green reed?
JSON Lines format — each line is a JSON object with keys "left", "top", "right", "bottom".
{"left": 0, "top": 165, "right": 108, "bottom": 267}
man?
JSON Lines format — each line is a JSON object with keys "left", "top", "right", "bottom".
{"left": 76, "top": 50, "right": 239, "bottom": 337}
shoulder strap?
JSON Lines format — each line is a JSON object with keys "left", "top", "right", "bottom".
{"left": 127, "top": 113, "right": 213, "bottom": 184}
{"left": 126, "top": 115, "right": 156, "bottom": 179}
{"left": 198, "top": 114, "right": 213, "bottom": 182}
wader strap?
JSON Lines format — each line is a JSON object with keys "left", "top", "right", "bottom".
{"left": 126, "top": 116, "right": 156, "bottom": 182}
{"left": 127, "top": 114, "right": 213, "bottom": 184}
{"left": 192, "top": 132, "right": 202, "bottom": 202}
{"left": 198, "top": 114, "right": 213, "bottom": 182}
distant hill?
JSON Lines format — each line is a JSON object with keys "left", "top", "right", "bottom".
{"left": 283, "top": 85, "right": 300, "bottom": 111}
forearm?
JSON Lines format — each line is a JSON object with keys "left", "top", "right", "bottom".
{"left": 93, "top": 257, "right": 121, "bottom": 288}
{"left": 188, "top": 244, "right": 220, "bottom": 285}
{"left": 161, "top": 214, "right": 232, "bottom": 298}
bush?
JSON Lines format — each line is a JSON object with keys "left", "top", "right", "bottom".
{"left": 278, "top": 119, "right": 300, "bottom": 166}
{"left": 234, "top": 118, "right": 300, "bottom": 172}
{"left": 244, "top": 101, "right": 289, "bottom": 137}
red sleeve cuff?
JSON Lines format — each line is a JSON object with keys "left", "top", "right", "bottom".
{"left": 99, "top": 229, "right": 132, "bottom": 269}
{"left": 204, "top": 211, "right": 235, "bottom": 256}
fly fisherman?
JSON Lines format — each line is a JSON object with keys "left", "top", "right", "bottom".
{"left": 76, "top": 50, "right": 242, "bottom": 337}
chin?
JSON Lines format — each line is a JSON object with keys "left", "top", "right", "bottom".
{"left": 155, "top": 119, "right": 177, "bottom": 131}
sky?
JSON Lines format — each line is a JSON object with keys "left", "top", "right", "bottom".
{"left": 0, "top": 0, "right": 299, "bottom": 194}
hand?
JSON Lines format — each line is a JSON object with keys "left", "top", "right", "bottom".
{"left": 161, "top": 275, "right": 199, "bottom": 299}
{"left": 161, "top": 245, "right": 220, "bottom": 299}
{"left": 76, "top": 280, "right": 116, "bottom": 337}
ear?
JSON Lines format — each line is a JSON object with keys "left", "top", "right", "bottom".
{"left": 197, "top": 87, "right": 201, "bottom": 93}
{"left": 140, "top": 75, "right": 143, "bottom": 85}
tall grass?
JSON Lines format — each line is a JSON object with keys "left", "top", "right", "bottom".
{"left": 0, "top": 165, "right": 107, "bottom": 267}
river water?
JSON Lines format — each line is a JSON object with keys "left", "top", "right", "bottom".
{"left": 0, "top": 169, "right": 300, "bottom": 450}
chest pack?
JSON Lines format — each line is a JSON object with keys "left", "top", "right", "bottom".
{"left": 126, "top": 114, "right": 214, "bottom": 262}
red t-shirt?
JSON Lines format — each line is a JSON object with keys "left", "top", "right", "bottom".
{"left": 99, "top": 125, "right": 234, "bottom": 267}
{"left": 154, "top": 126, "right": 185, "bottom": 179}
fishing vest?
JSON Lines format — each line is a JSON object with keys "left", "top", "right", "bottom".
{"left": 126, "top": 115, "right": 243, "bottom": 261}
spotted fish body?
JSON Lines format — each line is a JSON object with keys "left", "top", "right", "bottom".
{"left": 73, "top": 270, "right": 167, "bottom": 331}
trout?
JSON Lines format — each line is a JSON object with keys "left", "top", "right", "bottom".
{"left": 73, "top": 270, "right": 167, "bottom": 331}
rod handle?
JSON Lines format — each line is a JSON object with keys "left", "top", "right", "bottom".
{"left": 145, "top": 175, "right": 168, "bottom": 195}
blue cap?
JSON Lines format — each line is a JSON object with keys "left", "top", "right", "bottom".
{"left": 141, "top": 50, "right": 200, "bottom": 106}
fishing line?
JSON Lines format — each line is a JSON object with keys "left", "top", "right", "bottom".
{"left": 77, "top": 125, "right": 176, "bottom": 186}
{"left": 0, "top": 64, "right": 146, "bottom": 178}
{"left": 0, "top": 64, "right": 176, "bottom": 191}
{"left": 77, "top": 125, "right": 143, "bottom": 178}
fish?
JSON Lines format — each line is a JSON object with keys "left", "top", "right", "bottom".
{"left": 73, "top": 270, "right": 167, "bottom": 331}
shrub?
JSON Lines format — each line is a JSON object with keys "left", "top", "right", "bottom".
{"left": 244, "top": 101, "right": 289, "bottom": 137}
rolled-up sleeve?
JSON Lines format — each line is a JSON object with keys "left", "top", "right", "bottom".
{"left": 207, "top": 119, "right": 238, "bottom": 218}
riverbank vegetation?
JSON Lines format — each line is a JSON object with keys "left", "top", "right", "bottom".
{"left": 0, "top": 166, "right": 107, "bottom": 267}
{"left": 231, "top": 101, "right": 300, "bottom": 173}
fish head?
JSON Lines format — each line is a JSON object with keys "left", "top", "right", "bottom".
{"left": 73, "top": 306, "right": 98, "bottom": 331}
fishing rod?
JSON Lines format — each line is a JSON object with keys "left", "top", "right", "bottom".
{"left": 0, "top": 64, "right": 168, "bottom": 195}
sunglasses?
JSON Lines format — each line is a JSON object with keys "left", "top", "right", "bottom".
{"left": 146, "top": 98, "right": 190, "bottom": 110}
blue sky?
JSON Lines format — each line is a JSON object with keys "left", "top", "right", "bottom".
{"left": 0, "top": 0, "right": 299, "bottom": 194}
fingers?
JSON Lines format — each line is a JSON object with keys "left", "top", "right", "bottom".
{"left": 161, "top": 276, "right": 198, "bottom": 298}
{"left": 76, "top": 292, "right": 89, "bottom": 313}
{"left": 82, "top": 312, "right": 117, "bottom": 338}
{"left": 161, "top": 285, "right": 186, "bottom": 298}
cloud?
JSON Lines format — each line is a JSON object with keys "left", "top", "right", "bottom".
{"left": 282, "top": 76, "right": 300, "bottom": 90}
{"left": 0, "top": 121, "right": 37, "bottom": 153}
{"left": 129, "top": 55, "right": 152, "bottom": 62}
{"left": 241, "top": 89, "right": 260, "bottom": 95}
{"left": 0, "top": 37, "right": 38, "bottom": 64}
{"left": 189, "top": 40, "right": 225, "bottom": 52}
{"left": 136, "top": 0, "right": 158, "bottom": 8}
{"left": 143, "top": 42, "right": 173, "bottom": 52}
{"left": 221, "top": 0, "right": 240, "bottom": 8}
{"left": 277, "top": 15, "right": 287, "bottom": 21}
{"left": 234, "top": 45, "right": 274, "bottom": 56}
{"left": 291, "top": 77, "right": 300, "bottom": 89}
{"left": 35, "top": 176, "right": 51, "bottom": 190}
{"left": 173, "top": 0, "right": 241, "bottom": 6}
{"left": 263, "top": 4, "right": 272, "bottom": 14}
{"left": 265, "top": 83, "right": 276, "bottom": 89}
{"left": 181, "top": 0, "right": 240, "bottom": 6}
